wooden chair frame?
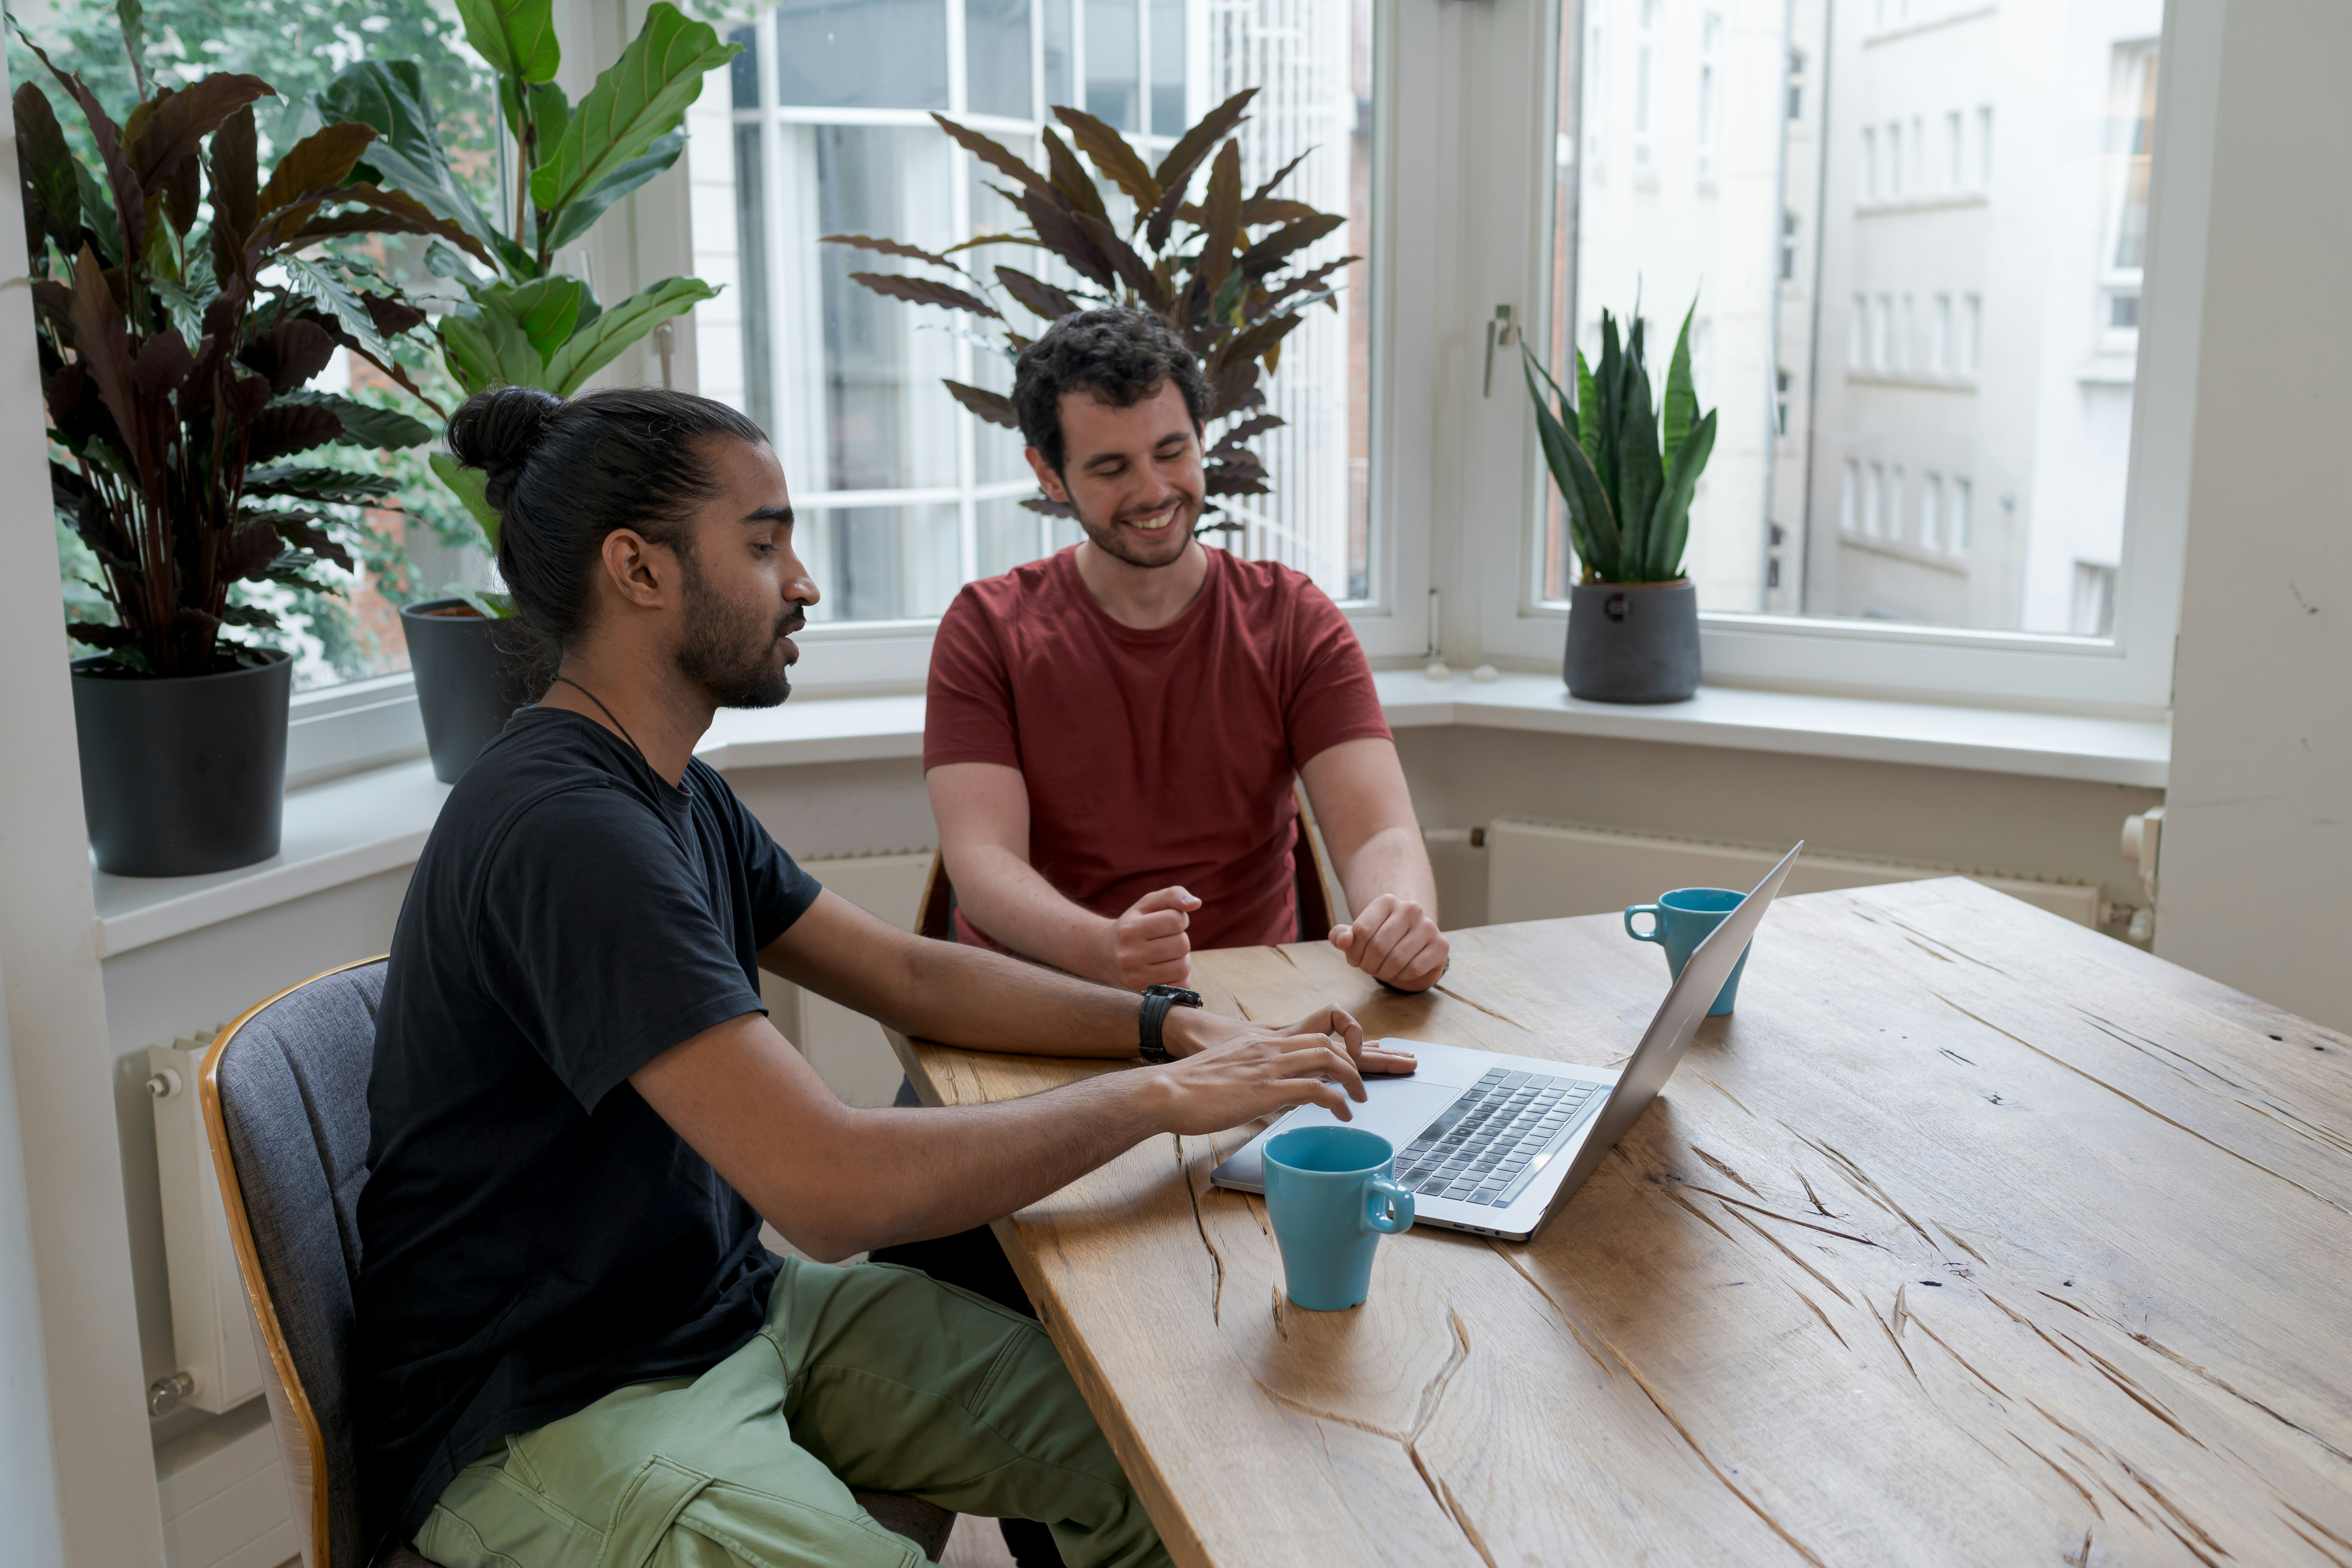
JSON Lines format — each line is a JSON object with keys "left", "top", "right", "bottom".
{"left": 198, "top": 955, "right": 389, "bottom": 1568}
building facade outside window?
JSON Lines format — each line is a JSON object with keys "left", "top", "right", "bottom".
{"left": 1543, "top": 0, "right": 2165, "bottom": 633}
{"left": 691, "top": 0, "right": 1378, "bottom": 623}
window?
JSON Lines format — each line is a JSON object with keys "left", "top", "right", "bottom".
{"left": 1787, "top": 48, "right": 1806, "bottom": 121}
{"left": 706, "top": 0, "right": 1379, "bottom": 624}
{"left": 1634, "top": 0, "right": 1657, "bottom": 173}
{"left": 1586, "top": 18, "right": 1608, "bottom": 175}
{"left": 1535, "top": 0, "right": 2181, "bottom": 655}
{"left": 1697, "top": 12, "right": 1722, "bottom": 185}
{"left": 2071, "top": 561, "right": 2118, "bottom": 636}
{"left": 2101, "top": 43, "right": 2159, "bottom": 348}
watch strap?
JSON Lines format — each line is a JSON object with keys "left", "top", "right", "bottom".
{"left": 1137, "top": 984, "right": 1201, "bottom": 1062}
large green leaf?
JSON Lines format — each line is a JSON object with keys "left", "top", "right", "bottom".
{"left": 430, "top": 451, "right": 504, "bottom": 545}
{"left": 1574, "top": 347, "right": 1601, "bottom": 472}
{"left": 528, "top": 5, "right": 735, "bottom": 224}
{"left": 1661, "top": 300, "right": 1700, "bottom": 477}
{"left": 538, "top": 130, "right": 684, "bottom": 252}
{"left": 276, "top": 253, "right": 406, "bottom": 366}
{"left": 269, "top": 390, "right": 434, "bottom": 449}
{"left": 318, "top": 62, "right": 504, "bottom": 258}
{"left": 1526, "top": 350, "right": 1620, "bottom": 579}
{"left": 438, "top": 308, "right": 544, "bottom": 393}
{"left": 1610, "top": 328, "right": 1666, "bottom": 580}
{"left": 492, "top": 275, "right": 591, "bottom": 361}
{"left": 542, "top": 275, "right": 715, "bottom": 394}
{"left": 454, "top": 0, "right": 560, "bottom": 84}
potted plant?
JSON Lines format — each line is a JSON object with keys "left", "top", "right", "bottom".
{"left": 827, "top": 88, "right": 1355, "bottom": 528}
{"left": 1525, "top": 304, "right": 1717, "bottom": 703}
{"left": 18, "top": 22, "right": 461, "bottom": 875}
{"left": 319, "top": 1, "right": 738, "bottom": 781}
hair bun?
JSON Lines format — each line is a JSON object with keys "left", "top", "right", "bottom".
{"left": 445, "top": 386, "right": 563, "bottom": 511}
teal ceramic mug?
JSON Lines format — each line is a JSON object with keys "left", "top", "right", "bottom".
{"left": 1262, "top": 1125, "right": 1415, "bottom": 1311}
{"left": 1624, "top": 887, "right": 1754, "bottom": 1017}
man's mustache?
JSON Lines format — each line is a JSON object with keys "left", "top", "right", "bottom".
{"left": 777, "top": 610, "right": 807, "bottom": 639}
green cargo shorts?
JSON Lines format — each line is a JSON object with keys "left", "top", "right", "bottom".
{"left": 413, "top": 1257, "right": 1170, "bottom": 1568}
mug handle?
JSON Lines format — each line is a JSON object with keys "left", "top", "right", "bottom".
{"left": 1624, "top": 905, "right": 1666, "bottom": 943}
{"left": 1363, "top": 1175, "right": 1415, "bottom": 1235}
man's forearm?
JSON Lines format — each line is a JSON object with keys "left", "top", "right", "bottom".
{"left": 1333, "top": 823, "right": 1438, "bottom": 917}
{"left": 794, "top": 1069, "right": 1166, "bottom": 1257}
{"left": 944, "top": 844, "right": 1115, "bottom": 983}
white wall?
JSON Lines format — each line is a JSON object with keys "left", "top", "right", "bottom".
{"left": 0, "top": 954, "right": 66, "bottom": 1565}
{"left": 2156, "top": 0, "right": 2352, "bottom": 1031}
{"left": 0, "top": 65, "right": 173, "bottom": 1568}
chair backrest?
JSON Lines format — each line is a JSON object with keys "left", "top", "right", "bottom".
{"left": 200, "top": 958, "right": 390, "bottom": 1568}
{"left": 914, "top": 780, "right": 1347, "bottom": 947}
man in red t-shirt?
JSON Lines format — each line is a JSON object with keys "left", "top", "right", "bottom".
{"left": 924, "top": 308, "right": 1449, "bottom": 994}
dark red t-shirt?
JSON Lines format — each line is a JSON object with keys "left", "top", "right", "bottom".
{"left": 925, "top": 546, "right": 1391, "bottom": 954}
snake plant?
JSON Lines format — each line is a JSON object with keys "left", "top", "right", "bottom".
{"left": 1526, "top": 302, "right": 1717, "bottom": 585}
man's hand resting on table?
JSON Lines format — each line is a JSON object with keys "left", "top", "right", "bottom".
{"left": 1329, "top": 894, "right": 1450, "bottom": 993}
{"left": 1103, "top": 885, "right": 1200, "bottom": 989}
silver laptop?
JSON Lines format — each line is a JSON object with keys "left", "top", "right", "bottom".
{"left": 1210, "top": 842, "right": 1803, "bottom": 1242}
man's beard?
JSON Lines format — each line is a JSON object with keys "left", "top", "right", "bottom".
{"left": 1072, "top": 485, "right": 1202, "bottom": 569}
{"left": 676, "top": 553, "right": 801, "bottom": 709}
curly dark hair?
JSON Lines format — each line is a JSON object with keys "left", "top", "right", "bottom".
{"left": 1012, "top": 307, "right": 1210, "bottom": 473}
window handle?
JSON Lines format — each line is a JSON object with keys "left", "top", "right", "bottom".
{"left": 1483, "top": 305, "right": 1520, "bottom": 398}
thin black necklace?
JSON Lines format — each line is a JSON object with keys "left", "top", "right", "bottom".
{"left": 549, "top": 675, "right": 647, "bottom": 764}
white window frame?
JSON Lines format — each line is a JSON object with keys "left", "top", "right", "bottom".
{"left": 1467, "top": 0, "right": 2219, "bottom": 718}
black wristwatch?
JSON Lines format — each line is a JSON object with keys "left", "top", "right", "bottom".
{"left": 1137, "top": 984, "right": 1202, "bottom": 1063}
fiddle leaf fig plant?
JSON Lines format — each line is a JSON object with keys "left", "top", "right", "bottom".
{"left": 16, "top": 12, "right": 456, "bottom": 678}
{"left": 827, "top": 87, "right": 1356, "bottom": 525}
{"left": 319, "top": 0, "right": 738, "bottom": 557}
{"left": 1525, "top": 302, "right": 1717, "bottom": 585}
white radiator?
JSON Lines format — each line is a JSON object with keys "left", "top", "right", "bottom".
{"left": 773, "top": 852, "right": 938, "bottom": 1108}
{"left": 147, "top": 1032, "right": 266, "bottom": 1417}
{"left": 1485, "top": 817, "right": 2105, "bottom": 928}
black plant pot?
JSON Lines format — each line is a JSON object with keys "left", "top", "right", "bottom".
{"left": 71, "top": 649, "right": 293, "bottom": 877}
{"left": 1563, "top": 579, "right": 1702, "bottom": 703}
{"left": 402, "top": 599, "right": 540, "bottom": 784}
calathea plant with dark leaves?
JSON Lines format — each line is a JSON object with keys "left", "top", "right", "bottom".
{"left": 16, "top": 14, "right": 466, "bottom": 678}
{"left": 828, "top": 87, "right": 1353, "bottom": 527}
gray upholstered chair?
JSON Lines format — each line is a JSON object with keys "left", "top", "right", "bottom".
{"left": 199, "top": 956, "right": 956, "bottom": 1568}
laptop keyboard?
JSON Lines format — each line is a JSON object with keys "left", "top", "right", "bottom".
{"left": 1393, "top": 1067, "right": 1602, "bottom": 1208}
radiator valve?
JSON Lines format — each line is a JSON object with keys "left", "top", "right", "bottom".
{"left": 148, "top": 1370, "right": 195, "bottom": 1418}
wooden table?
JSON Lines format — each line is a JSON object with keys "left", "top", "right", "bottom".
{"left": 889, "top": 879, "right": 2352, "bottom": 1566}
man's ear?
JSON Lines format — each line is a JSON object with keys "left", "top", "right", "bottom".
{"left": 1025, "top": 446, "right": 1072, "bottom": 505}
{"left": 599, "top": 528, "right": 674, "bottom": 610}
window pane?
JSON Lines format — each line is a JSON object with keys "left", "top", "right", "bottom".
{"left": 707, "top": 0, "right": 1377, "bottom": 625}
{"left": 1088, "top": 0, "right": 1141, "bottom": 130}
{"left": 772, "top": 0, "right": 950, "bottom": 111}
{"left": 968, "top": 0, "right": 1034, "bottom": 118}
{"left": 1544, "top": 0, "right": 2163, "bottom": 633}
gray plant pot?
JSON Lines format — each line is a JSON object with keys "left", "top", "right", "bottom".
{"left": 401, "top": 599, "right": 540, "bottom": 784}
{"left": 71, "top": 649, "right": 292, "bottom": 876}
{"left": 1563, "top": 579, "right": 1701, "bottom": 703}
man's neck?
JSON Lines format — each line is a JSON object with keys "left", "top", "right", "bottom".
{"left": 539, "top": 645, "right": 714, "bottom": 786}
{"left": 1072, "top": 537, "right": 1211, "bottom": 630}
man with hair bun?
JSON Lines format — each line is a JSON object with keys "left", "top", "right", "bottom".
{"left": 355, "top": 384, "right": 1413, "bottom": 1568}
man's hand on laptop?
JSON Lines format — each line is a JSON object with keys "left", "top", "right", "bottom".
{"left": 1148, "top": 1004, "right": 1410, "bottom": 1133}
{"left": 1162, "top": 1003, "right": 1419, "bottom": 1079}
{"left": 1330, "top": 895, "right": 1450, "bottom": 993}
{"left": 1104, "top": 885, "right": 1199, "bottom": 989}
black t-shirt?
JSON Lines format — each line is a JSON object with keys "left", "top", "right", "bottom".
{"left": 353, "top": 707, "right": 821, "bottom": 1544}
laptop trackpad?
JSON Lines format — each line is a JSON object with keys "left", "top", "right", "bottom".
{"left": 1210, "top": 1077, "right": 1468, "bottom": 1190}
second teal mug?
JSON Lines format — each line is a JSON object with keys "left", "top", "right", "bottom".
{"left": 1262, "top": 1125, "right": 1414, "bottom": 1311}
{"left": 1624, "top": 887, "right": 1754, "bottom": 1016}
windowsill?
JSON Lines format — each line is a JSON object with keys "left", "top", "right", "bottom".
{"left": 89, "top": 676, "right": 2169, "bottom": 958}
